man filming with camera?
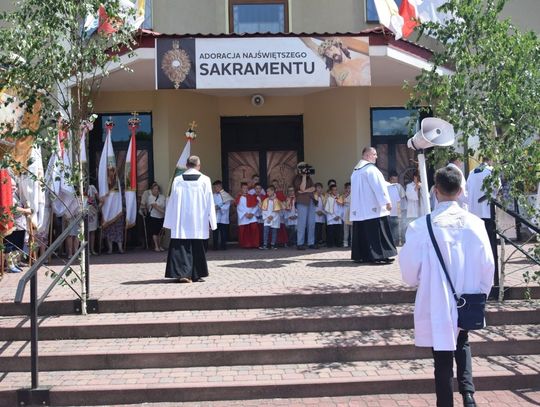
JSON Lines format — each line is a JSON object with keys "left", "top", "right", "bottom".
{"left": 292, "top": 162, "right": 317, "bottom": 250}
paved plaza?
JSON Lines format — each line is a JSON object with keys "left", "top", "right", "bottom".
{"left": 0, "top": 246, "right": 533, "bottom": 303}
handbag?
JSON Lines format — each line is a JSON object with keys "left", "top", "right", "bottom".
{"left": 426, "top": 214, "right": 487, "bottom": 330}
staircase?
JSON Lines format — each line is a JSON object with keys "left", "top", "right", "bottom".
{"left": 0, "top": 288, "right": 539, "bottom": 406}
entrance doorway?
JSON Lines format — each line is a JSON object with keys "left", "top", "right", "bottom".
{"left": 221, "top": 115, "right": 304, "bottom": 239}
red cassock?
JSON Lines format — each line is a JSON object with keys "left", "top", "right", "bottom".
{"left": 236, "top": 193, "right": 260, "bottom": 248}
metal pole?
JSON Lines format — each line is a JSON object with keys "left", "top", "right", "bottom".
{"left": 30, "top": 273, "right": 39, "bottom": 389}
{"left": 490, "top": 201, "right": 499, "bottom": 287}
{"left": 84, "top": 215, "right": 90, "bottom": 300}
{"left": 417, "top": 151, "right": 431, "bottom": 214}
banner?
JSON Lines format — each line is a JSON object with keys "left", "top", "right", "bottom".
{"left": 156, "top": 36, "right": 370, "bottom": 90}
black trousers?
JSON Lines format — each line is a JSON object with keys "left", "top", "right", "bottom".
{"left": 432, "top": 330, "right": 475, "bottom": 407}
{"left": 315, "top": 222, "right": 325, "bottom": 244}
{"left": 326, "top": 224, "right": 342, "bottom": 247}
{"left": 212, "top": 223, "right": 229, "bottom": 250}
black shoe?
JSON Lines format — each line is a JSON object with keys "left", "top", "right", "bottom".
{"left": 308, "top": 244, "right": 318, "bottom": 249}
{"left": 297, "top": 245, "right": 306, "bottom": 250}
{"left": 462, "top": 392, "right": 476, "bottom": 407}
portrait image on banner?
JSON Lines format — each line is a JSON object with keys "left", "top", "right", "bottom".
{"left": 156, "top": 36, "right": 370, "bottom": 90}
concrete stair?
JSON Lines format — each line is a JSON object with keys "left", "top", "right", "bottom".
{"left": 0, "top": 292, "right": 538, "bottom": 406}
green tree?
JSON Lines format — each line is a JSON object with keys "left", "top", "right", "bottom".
{"left": 0, "top": 0, "right": 137, "bottom": 313}
{"left": 409, "top": 0, "right": 539, "bottom": 200}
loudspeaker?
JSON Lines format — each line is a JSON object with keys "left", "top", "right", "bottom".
{"left": 407, "top": 118, "right": 455, "bottom": 150}
{"left": 251, "top": 94, "right": 265, "bottom": 107}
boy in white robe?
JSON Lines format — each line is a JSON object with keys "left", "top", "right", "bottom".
{"left": 236, "top": 182, "right": 260, "bottom": 248}
{"left": 387, "top": 171, "right": 405, "bottom": 246}
{"left": 212, "top": 180, "right": 233, "bottom": 250}
{"left": 399, "top": 166, "right": 494, "bottom": 407}
{"left": 259, "top": 185, "right": 282, "bottom": 250}
{"left": 314, "top": 183, "right": 326, "bottom": 245}
{"left": 342, "top": 182, "right": 352, "bottom": 247}
{"left": 324, "top": 184, "right": 344, "bottom": 247}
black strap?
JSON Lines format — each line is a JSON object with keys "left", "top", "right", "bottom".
{"left": 426, "top": 214, "right": 461, "bottom": 305}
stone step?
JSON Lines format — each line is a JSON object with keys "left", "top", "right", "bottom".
{"left": 1, "top": 325, "right": 538, "bottom": 372}
{"left": 0, "top": 355, "right": 538, "bottom": 406}
{"left": 103, "top": 390, "right": 540, "bottom": 407}
{"left": 1, "top": 300, "right": 538, "bottom": 341}
{"left": 1, "top": 286, "right": 537, "bottom": 316}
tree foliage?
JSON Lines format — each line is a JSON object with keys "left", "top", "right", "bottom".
{"left": 407, "top": 0, "right": 540, "bottom": 215}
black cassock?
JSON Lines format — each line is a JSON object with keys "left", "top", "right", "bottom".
{"left": 351, "top": 216, "right": 397, "bottom": 263}
{"left": 165, "top": 238, "right": 208, "bottom": 281}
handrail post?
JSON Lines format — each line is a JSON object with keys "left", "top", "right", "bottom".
{"left": 84, "top": 214, "right": 90, "bottom": 300}
{"left": 30, "top": 273, "right": 38, "bottom": 389}
{"left": 490, "top": 200, "right": 499, "bottom": 288}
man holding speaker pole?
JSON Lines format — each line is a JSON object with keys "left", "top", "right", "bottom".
{"left": 350, "top": 147, "right": 397, "bottom": 264}
{"left": 399, "top": 166, "right": 494, "bottom": 407}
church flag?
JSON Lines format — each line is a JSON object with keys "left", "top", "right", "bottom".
{"left": 167, "top": 122, "right": 197, "bottom": 196}
{"left": 0, "top": 169, "right": 14, "bottom": 237}
{"left": 125, "top": 114, "right": 140, "bottom": 229}
{"left": 399, "top": 0, "right": 419, "bottom": 38}
{"left": 373, "top": 0, "right": 404, "bottom": 40}
{"left": 98, "top": 119, "right": 123, "bottom": 227}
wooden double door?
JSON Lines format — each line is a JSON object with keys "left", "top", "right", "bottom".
{"left": 221, "top": 116, "right": 304, "bottom": 239}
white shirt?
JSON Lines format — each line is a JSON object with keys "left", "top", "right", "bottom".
{"left": 466, "top": 165, "right": 494, "bottom": 219}
{"left": 262, "top": 198, "right": 281, "bottom": 229}
{"left": 399, "top": 201, "right": 494, "bottom": 351}
{"left": 145, "top": 193, "right": 166, "bottom": 219}
{"left": 387, "top": 183, "right": 402, "bottom": 217}
{"left": 283, "top": 199, "right": 297, "bottom": 226}
{"left": 163, "top": 168, "right": 217, "bottom": 239}
{"left": 213, "top": 192, "right": 231, "bottom": 224}
{"left": 350, "top": 161, "right": 391, "bottom": 221}
{"left": 237, "top": 195, "right": 258, "bottom": 226}
{"left": 324, "top": 195, "right": 344, "bottom": 225}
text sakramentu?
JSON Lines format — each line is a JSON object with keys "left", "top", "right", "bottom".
{"left": 199, "top": 61, "right": 316, "bottom": 76}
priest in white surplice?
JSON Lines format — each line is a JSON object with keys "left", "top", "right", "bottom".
{"left": 350, "top": 147, "right": 397, "bottom": 264}
{"left": 164, "top": 156, "right": 217, "bottom": 283}
{"left": 399, "top": 166, "right": 494, "bottom": 407}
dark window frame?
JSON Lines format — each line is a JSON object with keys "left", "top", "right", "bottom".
{"left": 229, "top": 0, "right": 289, "bottom": 34}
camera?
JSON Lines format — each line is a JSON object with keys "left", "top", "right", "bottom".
{"left": 298, "top": 163, "right": 315, "bottom": 175}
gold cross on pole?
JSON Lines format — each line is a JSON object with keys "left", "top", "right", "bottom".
{"left": 188, "top": 120, "right": 198, "bottom": 130}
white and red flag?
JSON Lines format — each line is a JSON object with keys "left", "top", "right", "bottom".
{"left": 98, "top": 119, "right": 123, "bottom": 228}
{"left": 124, "top": 115, "right": 140, "bottom": 229}
{"left": 374, "top": 0, "right": 450, "bottom": 39}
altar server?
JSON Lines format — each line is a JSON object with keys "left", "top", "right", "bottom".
{"left": 164, "top": 156, "right": 217, "bottom": 283}
{"left": 236, "top": 182, "right": 260, "bottom": 248}
{"left": 259, "top": 185, "right": 282, "bottom": 250}
{"left": 212, "top": 180, "right": 233, "bottom": 250}
{"left": 324, "top": 184, "right": 344, "bottom": 248}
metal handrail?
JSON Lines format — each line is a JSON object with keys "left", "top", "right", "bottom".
{"left": 14, "top": 211, "right": 85, "bottom": 303}
{"left": 492, "top": 199, "right": 540, "bottom": 235}
{"left": 12, "top": 211, "right": 88, "bottom": 395}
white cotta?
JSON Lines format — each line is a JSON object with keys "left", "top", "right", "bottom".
{"left": 466, "top": 165, "right": 496, "bottom": 219}
{"left": 387, "top": 183, "right": 402, "bottom": 217}
{"left": 237, "top": 196, "right": 259, "bottom": 226}
{"left": 399, "top": 201, "right": 494, "bottom": 351}
{"left": 213, "top": 192, "right": 232, "bottom": 224}
{"left": 324, "top": 195, "right": 344, "bottom": 225}
{"left": 350, "top": 160, "right": 391, "bottom": 221}
{"left": 163, "top": 168, "right": 217, "bottom": 239}
{"left": 261, "top": 198, "right": 281, "bottom": 229}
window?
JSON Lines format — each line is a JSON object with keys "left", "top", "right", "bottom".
{"left": 229, "top": 0, "right": 288, "bottom": 34}
{"left": 371, "top": 107, "right": 418, "bottom": 138}
{"left": 366, "top": 0, "right": 403, "bottom": 23}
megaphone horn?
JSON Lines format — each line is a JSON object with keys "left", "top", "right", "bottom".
{"left": 407, "top": 118, "right": 456, "bottom": 151}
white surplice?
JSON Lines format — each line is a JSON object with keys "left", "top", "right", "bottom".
{"left": 163, "top": 168, "right": 217, "bottom": 239}
{"left": 315, "top": 195, "right": 326, "bottom": 223}
{"left": 350, "top": 160, "right": 391, "bottom": 221}
{"left": 213, "top": 192, "right": 231, "bottom": 224}
{"left": 324, "top": 195, "right": 344, "bottom": 225}
{"left": 447, "top": 162, "right": 468, "bottom": 210}
{"left": 237, "top": 195, "right": 258, "bottom": 226}
{"left": 405, "top": 182, "right": 421, "bottom": 218}
{"left": 387, "top": 183, "right": 403, "bottom": 217}
{"left": 466, "top": 165, "right": 494, "bottom": 219}
{"left": 399, "top": 201, "right": 494, "bottom": 351}
{"left": 262, "top": 198, "right": 281, "bottom": 229}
